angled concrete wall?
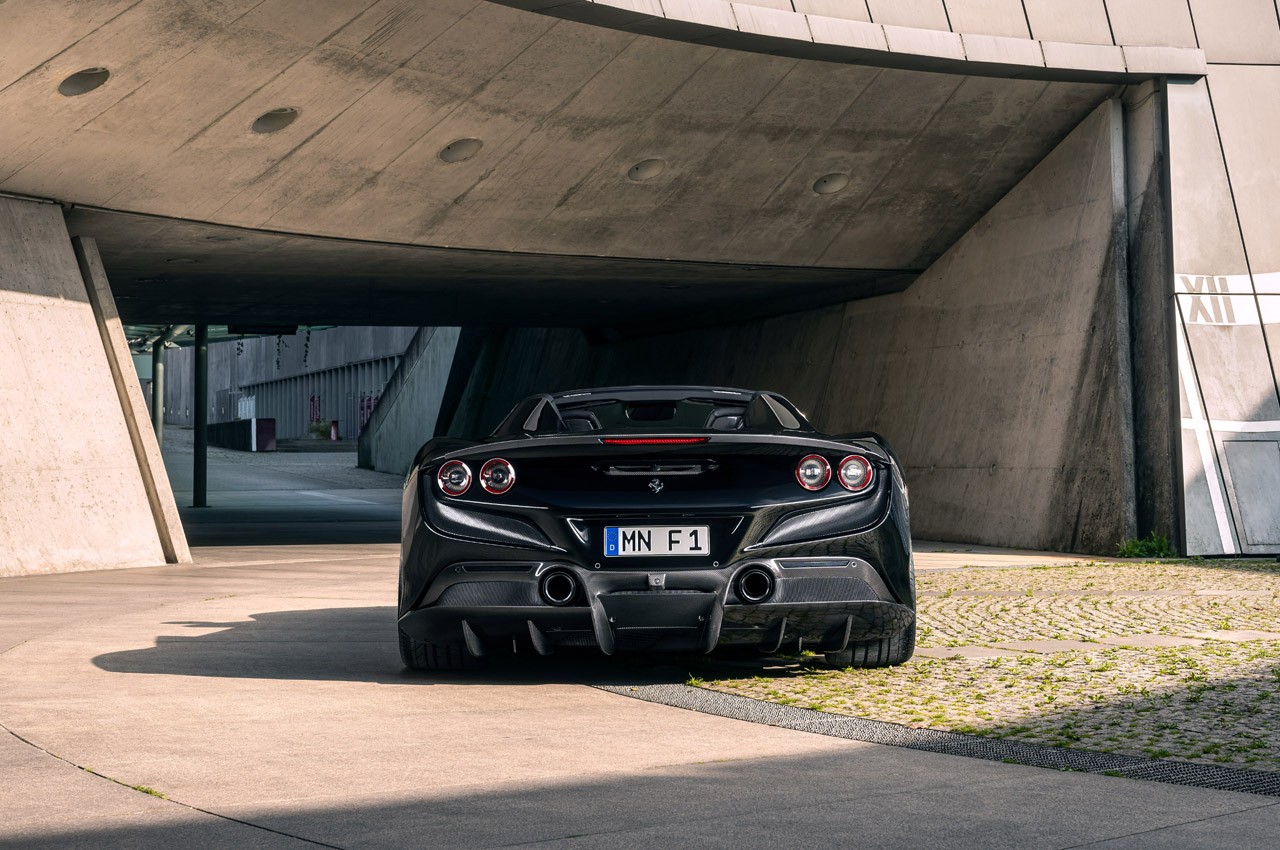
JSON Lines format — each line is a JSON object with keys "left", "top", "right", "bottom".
{"left": 0, "top": 197, "right": 187, "bottom": 575}
{"left": 454, "top": 328, "right": 595, "bottom": 439}
{"left": 358, "top": 326, "right": 461, "bottom": 475}
{"left": 454, "top": 101, "right": 1139, "bottom": 553}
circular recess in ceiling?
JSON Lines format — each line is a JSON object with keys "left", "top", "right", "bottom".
{"left": 206, "top": 235, "right": 242, "bottom": 242}
{"left": 627, "top": 158, "right": 666, "bottom": 182}
{"left": 661, "top": 283, "right": 688, "bottom": 290}
{"left": 439, "top": 138, "right": 482, "bottom": 163}
{"left": 252, "top": 107, "right": 299, "bottom": 134}
{"left": 58, "top": 68, "right": 110, "bottom": 97}
{"left": 812, "top": 172, "right": 850, "bottom": 195}
{"left": 166, "top": 258, "right": 198, "bottom": 264}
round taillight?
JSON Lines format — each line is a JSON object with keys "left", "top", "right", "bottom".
{"left": 838, "top": 455, "right": 874, "bottom": 491}
{"left": 480, "top": 458, "right": 516, "bottom": 495}
{"left": 796, "top": 454, "right": 831, "bottom": 491}
{"left": 436, "top": 460, "right": 471, "bottom": 496}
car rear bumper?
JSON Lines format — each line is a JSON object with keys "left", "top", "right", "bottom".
{"left": 397, "top": 558, "right": 915, "bottom": 655}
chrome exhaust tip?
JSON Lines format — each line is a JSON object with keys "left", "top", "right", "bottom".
{"left": 539, "top": 570, "right": 578, "bottom": 606}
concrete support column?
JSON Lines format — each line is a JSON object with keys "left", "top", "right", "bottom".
{"left": 151, "top": 336, "right": 166, "bottom": 443}
{"left": 1122, "top": 81, "right": 1179, "bottom": 549}
{"left": 193, "top": 324, "right": 208, "bottom": 508}
{"left": 0, "top": 198, "right": 190, "bottom": 575}
{"left": 71, "top": 235, "right": 191, "bottom": 567}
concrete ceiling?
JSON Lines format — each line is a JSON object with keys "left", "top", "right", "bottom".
{"left": 0, "top": 0, "right": 1115, "bottom": 327}
{"left": 69, "top": 206, "right": 911, "bottom": 331}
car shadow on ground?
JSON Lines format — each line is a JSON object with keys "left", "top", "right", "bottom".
{"left": 176, "top": 512, "right": 402, "bottom": 546}
{"left": 90, "top": 605, "right": 759, "bottom": 687}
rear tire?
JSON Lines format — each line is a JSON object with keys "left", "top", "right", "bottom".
{"left": 823, "top": 621, "right": 915, "bottom": 669}
{"left": 399, "top": 628, "right": 478, "bottom": 671}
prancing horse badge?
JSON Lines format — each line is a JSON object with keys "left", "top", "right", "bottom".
{"left": 648, "top": 478, "right": 664, "bottom": 494}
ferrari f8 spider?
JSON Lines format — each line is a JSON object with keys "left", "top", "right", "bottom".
{"left": 398, "top": 386, "right": 914, "bottom": 670}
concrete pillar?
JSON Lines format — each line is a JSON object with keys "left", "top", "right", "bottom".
{"left": 1122, "top": 81, "right": 1180, "bottom": 549}
{"left": 151, "top": 336, "right": 166, "bottom": 443}
{"left": 73, "top": 237, "right": 191, "bottom": 567}
{"left": 0, "top": 197, "right": 190, "bottom": 575}
{"left": 193, "top": 324, "right": 208, "bottom": 508}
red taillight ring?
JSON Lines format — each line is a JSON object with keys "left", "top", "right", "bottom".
{"left": 436, "top": 460, "right": 471, "bottom": 496}
{"left": 480, "top": 458, "right": 516, "bottom": 495}
{"left": 837, "top": 454, "right": 875, "bottom": 492}
{"left": 795, "top": 454, "right": 831, "bottom": 491}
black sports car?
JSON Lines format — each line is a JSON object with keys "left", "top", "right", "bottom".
{"left": 398, "top": 386, "right": 915, "bottom": 671}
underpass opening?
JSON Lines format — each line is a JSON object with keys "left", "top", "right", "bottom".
{"left": 138, "top": 326, "right": 421, "bottom": 548}
{"left": 86, "top": 85, "right": 1163, "bottom": 557}
{"left": 429, "top": 96, "right": 1166, "bottom": 556}
{"left": 1, "top": 0, "right": 1224, "bottom": 568}
{"left": 8, "top": 0, "right": 1280, "bottom": 573}
{"left": 56, "top": 66, "right": 1146, "bottom": 556}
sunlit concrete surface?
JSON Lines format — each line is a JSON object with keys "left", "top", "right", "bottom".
{"left": 5, "top": 545, "right": 1280, "bottom": 849}
{"left": 2, "top": 447, "right": 1278, "bottom": 848}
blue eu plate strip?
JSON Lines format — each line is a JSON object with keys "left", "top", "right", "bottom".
{"left": 605, "top": 526, "right": 619, "bottom": 556}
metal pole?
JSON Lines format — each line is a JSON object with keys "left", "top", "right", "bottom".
{"left": 151, "top": 336, "right": 166, "bottom": 444}
{"left": 193, "top": 324, "right": 208, "bottom": 508}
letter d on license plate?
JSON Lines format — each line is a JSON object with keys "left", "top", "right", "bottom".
{"left": 604, "top": 526, "right": 710, "bottom": 557}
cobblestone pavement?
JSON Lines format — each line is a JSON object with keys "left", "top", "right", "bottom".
{"left": 698, "top": 560, "right": 1280, "bottom": 772}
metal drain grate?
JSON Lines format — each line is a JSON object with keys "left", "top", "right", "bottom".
{"left": 595, "top": 683, "right": 1280, "bottom": 798}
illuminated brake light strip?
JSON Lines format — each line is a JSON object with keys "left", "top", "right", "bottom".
{"left": 600, "top": 437, "right": 711, "bottom": 446}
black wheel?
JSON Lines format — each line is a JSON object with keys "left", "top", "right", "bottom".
{"left": 399, "top": 628, "right": 478, "bottom": 671}
{"left": 822, "top": 621, "right": 915, "bottom": 669}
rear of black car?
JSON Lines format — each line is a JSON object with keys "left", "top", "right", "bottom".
{"left": 397, "top": 388, "right": 915, "bottom": 670}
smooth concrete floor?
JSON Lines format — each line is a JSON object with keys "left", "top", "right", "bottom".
{"left": 162, "top": 429, "right": 404, "bottom": 546}
{"left": 3, "top": 443, "right": 1275, "bottom": 847}
{"left": 2, "top": 545, "right": 1279, "bottom": 849}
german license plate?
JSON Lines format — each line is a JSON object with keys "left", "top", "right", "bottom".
{"left": 604, "top": 526, "right": 710, "bottom": 557}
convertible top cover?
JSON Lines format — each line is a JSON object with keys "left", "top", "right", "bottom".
{"left": 492, "top": 386, "right": 815, "bottom": 437}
